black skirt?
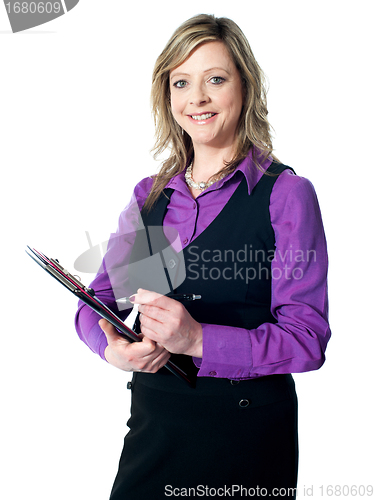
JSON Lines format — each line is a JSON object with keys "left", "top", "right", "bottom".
{"left": 109, "top": 369, "right": 298, "bottom": 499}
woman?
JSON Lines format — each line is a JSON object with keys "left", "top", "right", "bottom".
{"left": 75, "top": 14, "right": 331, "bottom": 499}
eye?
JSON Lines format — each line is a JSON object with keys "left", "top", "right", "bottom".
{"left": 210, "top": 76, "right": 225, "bottom": 85}
{"left": 173, "top": 80, "right": 188, "bottom": 89}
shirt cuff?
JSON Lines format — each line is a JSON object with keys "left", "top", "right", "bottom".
{"left": 193, "top": 323, "right": 253, "bottom": 379}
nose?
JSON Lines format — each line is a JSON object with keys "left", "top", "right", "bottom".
{"left": 189, "top": 84, "right": 209, "bottom": 106}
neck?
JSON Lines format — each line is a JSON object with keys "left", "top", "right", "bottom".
{"left": 191, "top": 145, "right": 236, "bottom": 181}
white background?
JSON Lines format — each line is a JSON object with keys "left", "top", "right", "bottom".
{"left": 1, "top": 1, "right": 374, "bottom": 498}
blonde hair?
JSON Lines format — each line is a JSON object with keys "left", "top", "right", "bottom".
{"left": 144, "top": 14, "right": 276, "bottom": 211}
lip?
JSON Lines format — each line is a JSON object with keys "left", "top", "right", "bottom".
{"left": 187, "top": 112, "right": 218, "bottom": 125}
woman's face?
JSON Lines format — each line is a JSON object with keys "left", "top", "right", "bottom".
{"left": 169, "top": 41, "right": 243, "bottom": 152}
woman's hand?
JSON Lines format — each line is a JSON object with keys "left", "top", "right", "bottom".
{"left": 100, "top": 319, "right": 171, "bottom": 373}
{"left": 134, "top": 289, "right": 203, "bottom": 358}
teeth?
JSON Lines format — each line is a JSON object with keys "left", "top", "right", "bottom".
{"left": 191, "top": 113, "right": 215, "bottom": 121}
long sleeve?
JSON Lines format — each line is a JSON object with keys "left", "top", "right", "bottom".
{"left": 194, "top": 171, "right": 331, "bottom": 378}
{"left": 74, "top": 177, "right": 154, "bottom": 360}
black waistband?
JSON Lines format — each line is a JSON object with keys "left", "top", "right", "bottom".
{"left": 132, "top": 371, "right": 296, "bottom": 408}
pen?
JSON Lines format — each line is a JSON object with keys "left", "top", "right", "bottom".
{"left": 166, "top": 293, "right": 202, "bottom": 302}
{"left": 116, "top": 293, "right": 202, "bottom": 304}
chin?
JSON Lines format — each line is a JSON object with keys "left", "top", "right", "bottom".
{"left": 190, "top": 132, "right": 218, "bottom": 145}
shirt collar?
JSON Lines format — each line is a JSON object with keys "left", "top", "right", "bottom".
{"left": 236, "top": 150, "right": 273, "bottom": 195}
{"left": 165, "top": 149, "right": 273, "bottom": 196}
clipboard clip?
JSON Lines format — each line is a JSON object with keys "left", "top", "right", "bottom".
{"left": 25, "top": 246, "right": 95, "bottom": 296}
{"left": 49, "top": 257, "right": 95, "bottom": 296}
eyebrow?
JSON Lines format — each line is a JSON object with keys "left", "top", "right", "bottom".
{"left": 170, "top": 67, "right": 230, "bottom": 78}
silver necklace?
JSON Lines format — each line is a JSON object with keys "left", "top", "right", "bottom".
{"left": 185, "top": 162, "right": 226, "bottom": 191}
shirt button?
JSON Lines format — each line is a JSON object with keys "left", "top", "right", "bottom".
{"left": 168, "top": 259, "right": 176, "bottom": 269}
{"left": 183, "top": 238, "right": 188, "bottom": 245}
{"left": 239, "top": 399, "right": 250, "bottom": 408}
{"left": 209, "top": 371, "right": 217, "bottom": 377}
{"left": 230, "top": 380, "right": 240, "bottom": 385}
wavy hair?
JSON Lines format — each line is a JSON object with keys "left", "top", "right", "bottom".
{"left": 144, "top": 14, "right": 277, "bottom": 211}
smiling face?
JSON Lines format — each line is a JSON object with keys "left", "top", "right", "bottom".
{"left": 169, "top": 41, "right": 243, "bottom": 154}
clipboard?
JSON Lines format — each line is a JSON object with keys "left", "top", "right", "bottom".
{"left": 26, "top": 246, "right": 193, "bottom": 387}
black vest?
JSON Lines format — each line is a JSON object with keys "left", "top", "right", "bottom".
{"left": 130, "top": 162, "right": 292, "bottom": 374}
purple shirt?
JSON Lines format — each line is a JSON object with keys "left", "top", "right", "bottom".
{"left": 75, "top": 152, "right": 331, "bottom": 379}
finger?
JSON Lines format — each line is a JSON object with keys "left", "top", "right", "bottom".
{"left": 132, "top": 338, "right": 171, "bottom": 372}
{"left": 140, "top": 311, "right": 176, "bottom": 340}
{"left": 139, "top": 322, "right": 160, "bottom": 343}
{"left": 133, "top": 289, "right": 173, "bottom": 310}
{"left": 141, "top": 336, "right": 171, "bottom": 361}
{"left": 139, "top": 336, "right": 170, "bottom": 357}
{"left": 99, "top": 318, "right": 116, "bottom": 337}
{"left": 99, "top": 319, "right": 130, "bottom": 345}
{"left": 140, "top": 335, "right": 156, "bottom": 348}
{"left": 148, "top": 348, "right": 171, "bottom": 371}
{"left": 137, "top": 349, "right": 171, "bottom": 373}
{"left": 139, "top": 306, "right": 167, "bottom": 326}
{"left": 133, "top": 336, "right": 163, "bottom": 358}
